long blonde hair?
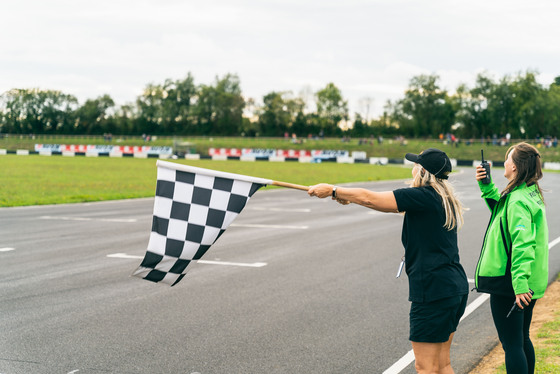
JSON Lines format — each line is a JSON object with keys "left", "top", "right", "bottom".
{"left": 409, "top": 165, "right": 465, "bottom": 230}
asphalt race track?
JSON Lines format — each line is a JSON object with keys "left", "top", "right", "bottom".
{"left": 1, "top": 167, "right": 559, "bottom": 374}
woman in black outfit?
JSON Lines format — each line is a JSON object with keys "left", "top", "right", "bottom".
{"left": 308, "top": 149, "right": 468, "bottom": 374}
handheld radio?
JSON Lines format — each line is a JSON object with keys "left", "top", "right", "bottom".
{"left": 506, "top": 289, "right": 534, "bottom": 318}
{"left": 480, "top": 150, "right": 491, "bottom": 184}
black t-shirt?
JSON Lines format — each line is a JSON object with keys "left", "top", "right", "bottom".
{"left": 393, "top": 186, "right": 468, "bottom": 303}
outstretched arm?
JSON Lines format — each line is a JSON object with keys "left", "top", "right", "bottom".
{"left": 308, "top": 183, "right": 398, "bottom": 213}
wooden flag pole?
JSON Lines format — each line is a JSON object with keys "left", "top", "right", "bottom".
{"left": 271, "top": 180, "right": 310, "bottom": 191}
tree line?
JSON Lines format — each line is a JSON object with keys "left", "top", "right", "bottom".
{"left": 1, "top": 70, "right": 559, "bottom": 139}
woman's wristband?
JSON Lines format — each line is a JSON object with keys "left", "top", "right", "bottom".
{"left": 332, "top": 186, "right": 338, "bottom": 198}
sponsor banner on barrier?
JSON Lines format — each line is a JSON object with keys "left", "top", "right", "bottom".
{"left": 241, "top": 148, "right": 276, "bottom": 158}
{"left": 35, "top": 144, "right": 172, "bottom": 155}
{"left": 208, "top": 148, "right": 346, "bottom": 159}
{"left": 208, "top": 148, "right": 242, "bottom": 157}
{"left": 276, "top": 149, "right": 312, "bottom": 158}
{"left": 311, "top": 150, "right": 349, "bottom": 159}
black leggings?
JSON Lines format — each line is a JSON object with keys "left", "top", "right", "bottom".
{"left": 490, "top": 294, "right": 537, "bottom": 374}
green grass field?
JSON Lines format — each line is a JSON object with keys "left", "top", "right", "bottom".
{"left": 0, "top": 155, "right": 412, "bottom": 207}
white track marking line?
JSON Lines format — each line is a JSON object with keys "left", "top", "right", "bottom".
{"left": 230, "top": 223, "right": 308, "bottom": 229}
{"left": 0, "top": 247, "right": 15, "bottom": 252}
{"left": 39, "top": 216, "right": 137, "bottom": 223}
{"left": 107, "top": 253, "right": 267, "bottom": 267}
{"left": 383, "top": 235, "right": 560, "bottom": 374}
{"left": 247, "top": 207, "right": 311, "bottom": 212}
{"left": 196, "top": 260, "right": 267, "bottom": 267}
{"left": 549, "top": 236, "right": 560, "bottom": 249}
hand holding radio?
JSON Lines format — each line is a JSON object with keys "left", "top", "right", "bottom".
{"left": 480, "top": 150, "right": 491, "bottom": 184}
{"left": 506, "top": 289, "right": 534, "bottom": 318}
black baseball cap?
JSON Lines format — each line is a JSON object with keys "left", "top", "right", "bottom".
{"left": 405, "top": 148, "right": 452, "bottom": 179}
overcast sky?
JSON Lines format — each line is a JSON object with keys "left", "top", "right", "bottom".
{"left": 1, "top": 0, "right": 559, "bottom": 118}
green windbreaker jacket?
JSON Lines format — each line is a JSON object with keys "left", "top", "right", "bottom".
{"left": 475, "top": 181, "right": 548, "bottom": 299}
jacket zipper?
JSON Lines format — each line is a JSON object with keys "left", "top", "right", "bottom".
{"left": 499, "top": 220, "right": 510, "bottom": 256}
{"left": 474, "top": 208, "right": 496, "bottom": 291}
{"left": 474, "top": 195, "right": 510, "bottom": 291}
{"left": 475, "top": 195, "right": 512, "bottom": 292}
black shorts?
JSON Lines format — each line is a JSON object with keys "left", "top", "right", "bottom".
{"left": 409, "top": 294, "right": 468, "bottom": 343}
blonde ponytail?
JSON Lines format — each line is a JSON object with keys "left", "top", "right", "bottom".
{"left": 409, "top": 167, "right": 465, "bottom": 230}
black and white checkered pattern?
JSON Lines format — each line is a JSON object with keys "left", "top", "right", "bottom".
{"left": 133, "top": 161, "right": 270, "bottom": 286}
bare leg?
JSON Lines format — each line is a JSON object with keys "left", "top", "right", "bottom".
{"left": 438, "top": 333, "right": 455, "bottom": 374}
{"left": 411, "top": 333, "right": 454, "bottom": 374}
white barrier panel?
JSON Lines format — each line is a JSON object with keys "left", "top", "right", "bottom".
{"left": 39, "top": 150, "right": 52, "bottom": 156}
{"left": 16, "top": 150, "right": 29, "bottom": 155}
{"left": 86, "top": 151, "right": 99, "bottom": 157}
{"left": 299, "top": 156, "right": 313, "bottom": 163}
{"left": 185, "top": 154, "right": 201, "bottom": 160}
{"left": 62, "top": 151, "right": 75, "bottom": 157}
{"left": 110, "top": 152, "right": 123, "bottom": 158}
{"left": 269, "top": 156, "right": 285, "bottom": 162}
{"left": 369, "top": 157, "right": 388, "bottom": 165}
{"left": 544, "top": 162, "right": 560, "bottom": 170}
{"left": 134, "top": 153, "right": 148, "bottom": 158}
{"left": 0, "top": 149, "right": 6, "bottom": 155}
{"left": 212, "top": 155, "right": 228, "bottom": 161}
{"left": 158, "top": 154, "right": 171, "bottom": 159}
{"left": 337, "top": 156, "right": 355, "bottom": 164}
{"left": 240, "top": 155, "right": 256, "bottom": 162}
{"left": 352, "top": 151, "right": 367, "bottom": 160}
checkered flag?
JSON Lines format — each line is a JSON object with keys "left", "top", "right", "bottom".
{"left": 133, "top": 160, "right": 272, "bottom": 286}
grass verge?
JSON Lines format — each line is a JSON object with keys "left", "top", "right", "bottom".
{"left": 470, "top": 275, "right": 560, "bottom": 373}
{"left": 0, "top": 155, "right": 412, "bottom": 207}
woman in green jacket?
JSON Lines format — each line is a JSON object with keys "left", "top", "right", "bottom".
{"left": 475, "top": 142, "right": 548, "bottom": 374}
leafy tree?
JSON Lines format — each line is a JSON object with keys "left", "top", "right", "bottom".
{"left": 315, "top": 83, "right": 348, "bottom": 136}
{"left": 258, "top": 91, "right": 305, "bottom": 136}
{"left": 545, "top": 78, "right": 560, "bottom": 136}
{"left": 0, "top": 88, "right": 77, "bottom": 134}
{"left": 455, "top": 74, "right": 495, "bottom": 138}
{"left": 74, "top": 94, "right": 115, "bottom": 134}
{"left": 510, "top": 71, "right": 546, "bottom": 138}
{"left": 258, "top": 92, "right": 291, "bottom": 136}
{"left": 193, "top": 74, "right": 245, "bottom": 135}
{"left": 291, "top": 111, "right": 312, "bottom": 137}
{"left": 391, "top": 74, "right": 454, "bottom": 137}
{"left": 114, "top": 103, "right": 138, "bottom": 135}
{"left": 136, "top": 74, "right": 197, "bottom": 135}
{"left": 370, "top": 105, "right": 401, "bottom": 137}
{"left": 350, "top": 113, "right": 370, "bottom": 137}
